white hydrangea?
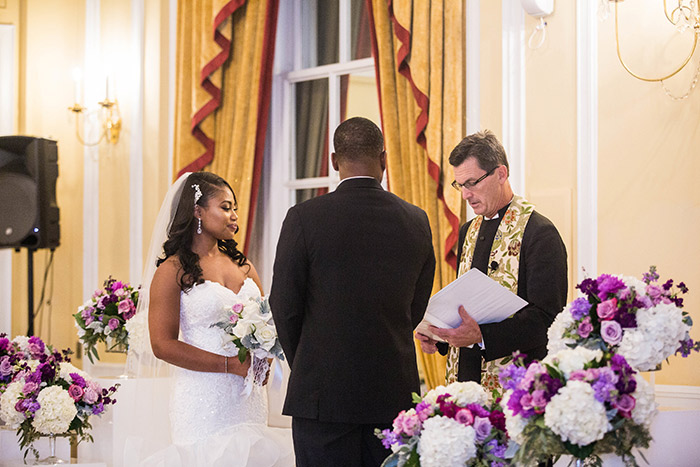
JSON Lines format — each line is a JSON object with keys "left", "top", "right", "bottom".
{"left": 617, "top": 302, "right": 689, "bottom": 371}
{"left": 544, "top": 380, "right": 610, "bottom": 446}
{"left": 417, "top": 415, "right": 477, "bottom": 467}
{"left": 0, "top": 381, "right": 27, "bottom": 428}
{"left": 501, "top": 390, "right": 527, "bottom": 445}
{"left": 543, "top": 347, "right": 603, "bottom": 378}
{"left": 32, "top": 386, "right": 77, "bottom": 435}
{"left": 124, "top": 311, "right": 149, "bottom": 354}
{"left": 631, "top": 376, "right": 658, "bottom": 427}
{"left": 547, "top": 307, "right": 577, "bottom": 353}
{"left": 422, "top": 385, "right": 450, "bottom": 407}
{"left": 620, "top": 275, "right": 647, "bottom": 295}
{"left": 59, "top": 362, "right": 90, "bottom": 383}
{"left": 444, "top": 381, "right": 489, "bottom": 406}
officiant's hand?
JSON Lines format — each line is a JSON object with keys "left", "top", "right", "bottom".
{"left": 415, "top": 332, "right": 438, "bottom": 354}
{"left": 429, "top": 306, "right": 483, "bottom": 348}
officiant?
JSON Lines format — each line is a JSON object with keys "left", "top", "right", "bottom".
{"left": 416, "top": 130, "right": 568, "bottom": 390}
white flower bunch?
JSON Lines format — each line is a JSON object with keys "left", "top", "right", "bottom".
{"left": 443, "top": 381, "right": 489, "bottom": 406}
{"left": 544, "top": 347, "right": 603, "bottom": 378}
{"left": 617, "top": 302, "right": 690, "bottom": 371}
{"left": 547, "top": 305, "right": 577, "bottom": 353}
{"left": 32, "top": 386, "right": 78, "bottom": 435}
{"left": 417, "top": 415, "right": 477, "bottom": 467}
{"left": 124, "top": 311, "right": 149, "bottom": 355}
{"left": 0, "top": 381, "right": 27, "bottom": 428}
{"left": 631, "top": 377, "right": 658, "bottom": 427}
{"left": 544, "top": 380, "right": 611, "bottom": 446}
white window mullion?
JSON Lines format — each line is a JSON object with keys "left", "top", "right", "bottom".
{"left": 328, "top": 72, "right": 341, "bottom": 190}
{"left": 285, "top": 58, "right": 374, "bottom": 83}
{"left": 338, "top": 0, "right": 351, "bottom": 63}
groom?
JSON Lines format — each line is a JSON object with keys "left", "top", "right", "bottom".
{"left": 270, "top": 117, "right": 436, "bottom": 467}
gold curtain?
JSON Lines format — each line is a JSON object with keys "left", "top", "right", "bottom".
{"left": 368, "top": 0, "right": 465, "bottom": 389}
{"left": 173, "top": 0, "right": 278, "bottom": 253}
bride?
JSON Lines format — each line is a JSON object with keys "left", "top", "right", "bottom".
{"left": 133, "top": 171, "right": 294, "bottom": 466}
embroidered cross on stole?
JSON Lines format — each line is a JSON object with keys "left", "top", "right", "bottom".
{"left": 444, "top": 195, "right": 534, "bottom": 391}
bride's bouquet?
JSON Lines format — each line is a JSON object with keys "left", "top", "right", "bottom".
{"left": 211, "top": 296, "right": 285, "bottom": 388}
{"left": 73, "top": 276, "right": 139, "bottom": 363}
{"left": 376, "top": 381, "right": 511, "bottom": 467}
{"left": 547, "top": 266, "right": 698, "bottom": 371}
{"left": 499, "top": 348, "right": 656, "bottom": 466}
{"left": 0, "top": 334, "right": 118, "bottom": 461}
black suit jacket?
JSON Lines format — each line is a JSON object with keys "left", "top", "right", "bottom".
{"left": 269, "top": 178, "right": 435, "bottom": 424}
{"left": 439, "top": 208, "right": 568, "bottom": 382}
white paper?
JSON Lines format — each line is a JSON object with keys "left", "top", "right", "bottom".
{"left": 415, "top": 268, "right": 528, "bottom": 342}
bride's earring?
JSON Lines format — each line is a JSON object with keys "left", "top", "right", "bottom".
{"left": 197, "top": 218, "right": 202, "bottom": 235}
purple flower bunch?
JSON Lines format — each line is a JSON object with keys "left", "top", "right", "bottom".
{"left": 375, "top": 382, "right": 510, "bottom": 466}
{"left": 0, "top": 334, "right": 118, "bottom": 459}
{"left": 74, "top": 276, "right": 139, "bottom": 363}
{"left": 499, "top": 349, "right": 656, "bottom": 464}
{"left": 548, "top": 266, "right": 697, "bottom": 371}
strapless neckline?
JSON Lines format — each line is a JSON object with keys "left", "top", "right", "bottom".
{"left": 195, "top": 277, "right": 254, "bottom": 296}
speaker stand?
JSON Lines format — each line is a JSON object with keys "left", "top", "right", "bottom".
{"left": 27, "top": 248, "right": 34, "bottom": 336}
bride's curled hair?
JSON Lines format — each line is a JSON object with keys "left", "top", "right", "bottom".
{"left": 157, "top": 172, "right": 248, "bottom": 291}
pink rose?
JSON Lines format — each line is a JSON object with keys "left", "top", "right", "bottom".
{"left": 68, "top": 384, "right": 84, "bottom": 401}
{"left": 229, "top": 314, "right": 239, "bottom": 324}
{"left": 118, "top": 299, "right": 133, "bottom": 315}
{"left": 108, "top": 318, "right": 120, "bottom": 331}
{"left": 597, "top": 298, "right": 618, "bottom": 320}
{"left": 232, "top": 303, "right": 244, "bottom": 313}
{"left": 520, "top": 393, "right": 534, "bottom": 411}
{"left": 645, "top": 285, "right": 663, "bottom": 304}
{"left": 531, "top": 390, "right": 548, "bottom": 412}
{"left": 23, "top": 381, "right": 39, "bottom": 395}
{"left": 455, "top": 408, "right": 474, "bottom": 426}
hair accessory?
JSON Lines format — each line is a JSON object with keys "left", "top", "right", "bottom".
{"left": 196, "top": 218, "right": 202, "bottom": 235}
{"left": 191, "top": 184, "right": 202, "bottom": 205}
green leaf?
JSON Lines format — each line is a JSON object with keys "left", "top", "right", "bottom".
{"left": 411, "top": 392, "right": 423, "bottom": 404}
{"left": 238, "top": 347, "right": 248, "bottom": 364}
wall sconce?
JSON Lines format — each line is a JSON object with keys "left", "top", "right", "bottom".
{"left": 603, "top": 0, "right": 700, "bottom": 99}
{"left": 68, "top": 70, "right": 122, "bottom": 146}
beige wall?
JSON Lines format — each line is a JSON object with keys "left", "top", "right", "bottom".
{"left": 479, "top": 1, "right": 699, "bottom": 387}
{"left": 3, "top": 0, "right": 172, "bottom": 367}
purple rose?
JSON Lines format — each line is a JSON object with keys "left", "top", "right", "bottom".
{"left": 0, "top": 356, "right": 12, "bottom": 377}
{"left": 68, "top": 384, "right": 84, "bottom": 401}
{"left": 601, "top": 320, "right": 623, "bottom": 345}
{"left": 597, "top": 274, "right": 626, "bottom": 298}
{"left": 614, "top": 394, "right": 636, "bottom": 416}
{"left": 570, "top": 298, "right": 591, "bottom": 320}
{"left": 473, "top": 416, "right": 492, "bottom": 442}
{"left": 597, "top": 298, "right": 618, "bottom": 320}
{"left": 455, "top": 408, "right": 474, "bottom": 426}
{"left": 83, "top": 387, "right": 99, "bottom": 404}
{"left": 108, "top": 318, "right": 120, "bottom": 331}
{"left": 577, "top": 317, "right": 593, "bottom": 338}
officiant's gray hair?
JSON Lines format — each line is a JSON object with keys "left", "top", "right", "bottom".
{"left": 449, "top": 130, "right": 509, "bottom": 174}
{"left": 333, "top": 117, "right": 384, "bottom": 162}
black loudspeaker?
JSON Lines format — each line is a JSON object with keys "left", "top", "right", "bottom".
{"left": 0, "top": 136, "right": 60, "bottom": 250}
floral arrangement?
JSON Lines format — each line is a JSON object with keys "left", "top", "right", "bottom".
{"left": 0, "top": 334, "right": 118, "bottom": 460}
{"left": 499, "top": 347, "right": 656, "bottom": 466}
{"left": 73, "top": 277, "right": 139, "bottom": 363}
{"left": 211, "top": 296, "right": 284, "bottom": 386}
{"left": 547, "top": 266, "right": 698, "bottom": 371}
{"left": 375, "top": 381, "right": 511, "bottom": 467}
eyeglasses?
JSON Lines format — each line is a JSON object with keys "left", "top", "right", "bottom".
{"left": 451, "top": 166, "right": 499, "bottom": 191}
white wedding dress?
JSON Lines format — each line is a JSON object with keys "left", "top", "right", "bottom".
{"left": 140, "top": 278, "right": 295, "bottom": 467}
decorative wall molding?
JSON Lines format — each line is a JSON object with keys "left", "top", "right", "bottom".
{"left": 576, "top": 0, "right": 598, "bottom": 281}
{"left": 654, "top": 384, "right": 700, "bottom": 410}
{"left": 501, "top": 0, "right": 526, "bottom": 196}
{"left": 466, "top": 0, "right": 480, "bottom": 135}
{"left": 0, "top": 24, "right": 15, "bottom": 333}
{"left": 83, "top": 0, "right": 100, "bottom": 301}
{"left": 129, "top": 0, "right": 144, "bottom": 284}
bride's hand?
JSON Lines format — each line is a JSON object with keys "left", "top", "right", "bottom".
{"left": 227, "top": 354, "right": 251, "bottom": 377}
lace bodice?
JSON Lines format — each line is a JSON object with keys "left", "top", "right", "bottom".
{"left": 170, "top": 278, "right": 268, "bottom": 445}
